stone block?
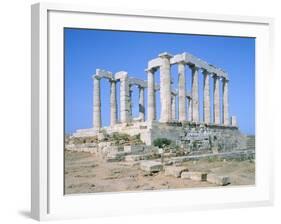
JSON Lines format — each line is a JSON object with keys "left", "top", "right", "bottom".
{"left": 140, "top": 161, "right": 163, "bottom": 173}
{"left": 125, "top": 155, "right": 142, "bottom": 162}
{"left": 207, "top": 174, "right": 230, "bottom": 186}
{"left": 124, "top": 145, "right": 145, "bottom": 153}
{"left": 164, "top": 166, "right": 189, "bottom": 178}
{"left": 97, "top": 132, "right": 106, "bottom": 141}
{"left": 106, "top": 151, "right": 128, "bottom": 162}
{"left": 181, "top": 171, "right": 207, "bottom": 181}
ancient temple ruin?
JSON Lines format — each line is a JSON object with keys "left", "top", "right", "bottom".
{"left": 74, "top": 52, "right": 246, "bottom": 151}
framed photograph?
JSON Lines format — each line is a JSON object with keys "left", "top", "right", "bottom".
{"left": 31, "top": 2, "right": 274, "bottom": 221}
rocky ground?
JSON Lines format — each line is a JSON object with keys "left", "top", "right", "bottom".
{"left": 64, "top": 150, "right": 255, "bottom": 194}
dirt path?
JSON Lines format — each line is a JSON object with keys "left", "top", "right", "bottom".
{"left": 64, "top": 151, "right": 255, "bottom": 194}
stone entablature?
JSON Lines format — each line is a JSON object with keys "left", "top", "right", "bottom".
{"left": 91, "top": 52, "right": 236, "bottom": 131}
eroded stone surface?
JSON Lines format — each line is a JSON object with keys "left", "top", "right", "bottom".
{"left": 207, "top": 173, "right": 230, "bottom": 186}
{"left": 164, "top": 166, "right": 189, "bottom": 178}
{"left": 140, "top": 161, "right": 163, "bottom": 173}
{"left": 181, "top": 171, "right": 207, "bottom": 181}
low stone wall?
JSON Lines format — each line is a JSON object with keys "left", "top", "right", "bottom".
{"left": 148, "top": 122, "right": 247, "bottom": 152}
{"left": 72, "top": 121, "right": 247, "bottom": 153}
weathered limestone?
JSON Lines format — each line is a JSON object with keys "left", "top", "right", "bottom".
{"left": 140, "top": 161, "right": 163, "bottom": 173}
{"left": 181, "top": 171, "right": 207, "bottom": 181}
{"left": 93, "top": 76, "right": 101, "bottom": 129}
{"left": 207, "top": 173, "right": 230, "bottom": 186}
{"left": 191, "top": 66, "right": 199, "bottom": 122}
{"left": 124, "top": 145, "right": 145, "bottom": 153}
{"left": 178, "top": 62, "right": 186, "bottom": 121}
{"left": 222, "top": 78, "right": 229, "bottom": 125}
{"left": 139, "top": 86, "right": 145, "bottom": 121}
{"left": 203, "top": 70, "right": 211, "bottom": 124}
{"left": 159, "top": 52, "right": 172, "bottom": 122}
{"left": 146, "top": 68, "right": 155, "bottom": 122}
{"left": 164, "top": 166, "right": 189, "bottom": 178}
{"left": 110, "top": 80, "right": 117, "bottom": 127}
{"left": 213, "top": 75, "right": 220, "bottom": 124}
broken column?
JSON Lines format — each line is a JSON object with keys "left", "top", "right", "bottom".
{"left": 139, "top": 86, "right": 145, "bottom": 121}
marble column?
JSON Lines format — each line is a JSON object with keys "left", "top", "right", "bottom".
{"left": 171, "top": 94, "right": 176, "bottom": 120}
{"left": 222, "top": 78, "right": 229, "bottom": 125}
{"left": 110, "top": 80, "right": 117, "bottom": 127}
{"left": 154, "top": 89, "right": 157, "bottom": 120}
{"left": 188, "top": 97, "right": 192, "bottom": 121}
{"left": 178, "top": 62, "right": 186, "bottom": 121}
{"left": 213, "top": 75, "right": 220, "bottom": 124}
{"left": 159, "top": 52, "right": 172, "bottom": 122}
{"left": 146, "top": 68, "right": 155, "bottom": 122}
{"left": 203, "top": 70, "right": 211, "bottom": 124}
{"left": 129, "top": 85, "right": 133, "bottom": 117}
{"left": 93, "top": 76, "right": 101, "bottom": 129}
{"left": 191, "top": 66, "right": 199, "bottom": 122}
{"left": 120, "top": 73, "right": 130, "bottom": 123}
{"left": 139, "top": 86, "right": 145, "bottom": 121}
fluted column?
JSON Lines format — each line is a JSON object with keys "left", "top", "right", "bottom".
{"left": 139, "top": 86, "right": 145, "bottom": 121}
{"left": 203, "top": 70, "right": 211, "bottom": 124}
{"left": 146, "top": 68, "right": 155, "bottom": 122}
{"left": 222, "top": 78, "right": 229, "bottom": 125}
{"left": 120, "top": 73, "right": 130, "bottom": 123}
{"left": 188, "top": 97, "right": 192, "bottom": 121}
{"left": 171, "top": 94, "right": 176, "bottom": 120}
{"left": 93, "top": 76, "right": 101, "bottom": 129}
{"left": 154, "top": 89, "right": 157, "bottom": 120}
{"left": 159, "top": 52, "right": 172, "bottom": 122}
{"left": 213, "top": 75, "right": 220, "bottom": 124}
{"left": 191, "top": 66, "right": 199, "bottom": 122}
{"left": 129, "top": 85, "right": 133, "bottom": 118}
{"left": 178, "top": 62, "right": 186, "bottom": 121}
{"left": 110, "top": 80, "right": 117, "bottom": 127}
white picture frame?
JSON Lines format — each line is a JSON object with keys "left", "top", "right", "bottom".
{"left": 31, "top": 2, "right": 274, "bottom": 221}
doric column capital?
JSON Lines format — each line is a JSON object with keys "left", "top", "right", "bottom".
{"left": 109, "top": 78, "right": 117, "bottom": 83}
{"left": 202, "top": 69, "right": 210, "bottom": 75}
{"left": 92, "top": 75, "right": 101, "bottom": 80}
{"left": 189, "top": 64, "right": 200, "bottom": 71}
{"left": 177, "top": 60, "right": 186, "bottom": 65}
{"left": 145, "top": 67, "right": 157, "bottom": 73}
{"left": 158, "top": 52, "right": 173, "bottom": 59}
{"left": 223, "top": 77, "right": 229, "bottom": 83}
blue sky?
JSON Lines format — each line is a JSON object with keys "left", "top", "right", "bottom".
{"left": 64, "top": 28, "right": 255, "bottom": 135}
